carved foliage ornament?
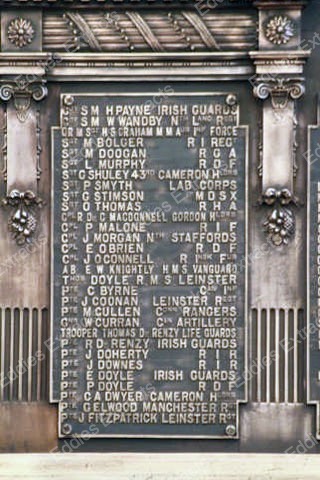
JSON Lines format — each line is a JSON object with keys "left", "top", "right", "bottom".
{"left": 2, "top": 190, "right": 43, "bottom": 245}
{"left": 253, "top": 78, "right": 305, "bottom": 110}
{"left": 265, "top": 15, "right": 296, "bottom": 45}
{"left": 261, "top": 188, "right": 297, "bottom": 246}
{"left": 7, "top": 17, "right": 35, "bottom": 48}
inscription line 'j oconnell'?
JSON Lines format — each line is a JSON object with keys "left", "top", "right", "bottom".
{"left": 51, "top": 92, "right": 248, "bottom": 438}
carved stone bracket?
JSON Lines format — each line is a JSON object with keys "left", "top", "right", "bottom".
{"left": 252, "top": 76, "right": 304, "bottom": 246}
{"left": 0, "top": 81, "right": 47, "bottom": 123}
{"left": 0, "top": 78, "right": 47, "bottom": 245}
{"left": 2, "top": 190, "right": 43, "bottom": 245}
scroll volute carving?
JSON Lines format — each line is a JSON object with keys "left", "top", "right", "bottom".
{"left": 253, "top": 78, "right": 305, "bottom": 110}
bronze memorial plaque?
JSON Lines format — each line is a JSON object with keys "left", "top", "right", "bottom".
{"left": 51, "top": 92, "right": 247, "bottom": 438}
{"left": 2, "top": 0, "right": 320, "bottom": 470}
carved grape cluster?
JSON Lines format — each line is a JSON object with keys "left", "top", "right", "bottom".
{"left": 264, "top": 206, "right": 295, "bottom": 246}
{"left": 2, "top": 190, "right": 43, "bottom": 245}
{"left": 8, "top": 208, "right": 37, "bottom": 245}
{"left": 262, "top": 188, "right": 296, "bottom": 246}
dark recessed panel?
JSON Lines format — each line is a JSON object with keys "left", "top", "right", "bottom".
{"left": 51, "top": 92, "right": 248, "bottom": 438}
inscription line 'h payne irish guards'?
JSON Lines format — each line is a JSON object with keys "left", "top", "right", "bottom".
{"left": 51, "top": 92, "right": 248, "bottom": 438}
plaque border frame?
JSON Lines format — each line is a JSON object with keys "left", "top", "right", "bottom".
{"left": 307, "top": 121, "right": 320, "bottom": 439}
{"left": 50, "top": 91, "right": 249, "bottom": 440}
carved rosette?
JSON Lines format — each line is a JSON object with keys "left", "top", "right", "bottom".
{"left": 253, "top": 78, "right": 305, "bottom": 110}
{"left": 264, "top": 15, "right": 296, "bottom": 45}
{"left": 7, "top": 17, "right": 35, "bottom": 48}
{"left": 2, "top": 190, "right": 43, "bottom": 245}
{"left": 0, "top": 82, "right": 48, "bottom": 122}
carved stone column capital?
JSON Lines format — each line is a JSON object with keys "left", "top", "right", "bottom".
{"left": 253, "top": 77, "right": 305, "bottom": 109}
{"left": 0, "top": 79, "right": 47, "bottom": 122}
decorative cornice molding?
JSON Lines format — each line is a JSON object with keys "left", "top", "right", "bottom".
{"left": 254, "top": 0, "right": 307, "bottom": 9}
{"left": 249, "top": 50, "right": 311, "bottom": 77}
